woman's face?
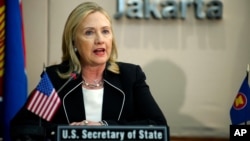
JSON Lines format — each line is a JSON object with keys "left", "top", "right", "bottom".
{"left": 75, "top": 11, "right": 113, "bottom": 67}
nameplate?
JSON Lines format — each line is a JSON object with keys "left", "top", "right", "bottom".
{"left": 57, "top": 125, "right": 168, "bottom": 141}
{"left": 230, "top": 125, "right": 250, "bottom": 141}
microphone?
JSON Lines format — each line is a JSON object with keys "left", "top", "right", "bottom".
{"left": 57, "top": 72, "right": 79, "bottom": 93}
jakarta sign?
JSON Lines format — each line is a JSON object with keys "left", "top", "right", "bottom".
{"left": 114, "top": 0, "right": 223, "bottom": 20}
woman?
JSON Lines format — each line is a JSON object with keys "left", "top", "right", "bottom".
{"left": 11, "top": 1, "right": 167, "bottom": 140}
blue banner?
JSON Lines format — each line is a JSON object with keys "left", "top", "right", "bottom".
{"left": 3, "top": 0, "right": 27, "bottom": 140}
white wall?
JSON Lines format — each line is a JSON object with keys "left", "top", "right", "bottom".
{"left": 23, "top": 0, "right": 250, "bottom": 137}
{"left": 22, "top": 0, "right": 48, "bottom": 92}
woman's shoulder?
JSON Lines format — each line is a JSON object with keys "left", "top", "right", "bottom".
{"left": 117, "top": 62, "right": 139, "bottom": 69}
{"left": 114, "top": 62, "right": 146, "bottom": 82}
{"left": 45, "top": 62, "right": 69, "bottom": 73}
{"left": 116, "top": 62, "right": 143, "bottom": 74}
{"left": 41, "top": 62, "right": 70, "bottom": 81}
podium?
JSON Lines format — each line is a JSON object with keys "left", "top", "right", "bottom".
{"left": 57, "top": 125, "right": 169, "bottom": 141}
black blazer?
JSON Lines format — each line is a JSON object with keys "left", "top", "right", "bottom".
{"left": 11, "top": 62, "right": 167, "bottom": 140}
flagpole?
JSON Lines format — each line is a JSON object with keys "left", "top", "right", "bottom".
{"left": 247, "top": 64, "right": 249, "bottom": 85}
{"left": 247, "top": 64, "right": 249, "bottom": 75}
{"left": 245, "top": 64, "right": 250, "bottom": 125}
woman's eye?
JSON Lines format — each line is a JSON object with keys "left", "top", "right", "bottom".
{"left": 103, "top": 29, "right": 110, "bottom": 34}
{"left": 85, "top": 31, "right": 93, "bottom": 36}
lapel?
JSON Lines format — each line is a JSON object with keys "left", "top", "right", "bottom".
{"left": 62, "top": 76, "right": 85, "bottom": 123}
{"left": 102, "top": 70, "right": 125, "bottom": 121}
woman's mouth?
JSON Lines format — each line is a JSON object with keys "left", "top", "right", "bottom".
{"left": 93, "top": 48, "right": 105, "bottom": 55}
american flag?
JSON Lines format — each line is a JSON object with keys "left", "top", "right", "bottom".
{"left": 26, "top": 72, "right": 61, "bottom": 121}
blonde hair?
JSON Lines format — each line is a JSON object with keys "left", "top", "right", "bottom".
{"left": 59, "top": 2, "right": 119, "bottom": 78}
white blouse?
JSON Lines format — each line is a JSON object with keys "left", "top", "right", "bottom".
{"left": 82, "top": 87, "right": 104, "bottom": 121}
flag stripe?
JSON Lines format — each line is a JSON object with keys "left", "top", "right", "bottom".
{"left": 32, "top": 93, "right": 45, "bottom": 113}
{"left": 27, "top": 91, "right": 42, "bottom": 112}
{"left": 26, "top": 91, "right": 37, "bottom": 110}
{"left": 32, "top": 94, "right": 46, "bottom": 115}
{"left": 41, "top": 90, "right": 56, "bottom": 117}
{"left": 47, "top": 98, "right": 61, "bottom": 121}
{"left": 38, "top": 91, "right": 53, "bottom": 116}
{"left": 43, "top": 91, "right": 59, "bottom": 120}
{"left": 36, "top": 94, "right": 47, "bottom": 116}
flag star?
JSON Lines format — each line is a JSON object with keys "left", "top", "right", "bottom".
{"left": 235, "top": 95, "right": 244, "bottom": 107}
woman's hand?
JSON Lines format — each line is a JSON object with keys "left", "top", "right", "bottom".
{"left": 70, "top": 120, "right": 104, "bottom": 126}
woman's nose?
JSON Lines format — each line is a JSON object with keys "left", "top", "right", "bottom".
{"left": 95, "top": 32, "right": 104, "bottom": 44}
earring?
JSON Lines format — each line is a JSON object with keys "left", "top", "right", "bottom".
{"left": 74, "top": 47, "right": 77, "bottom": 52}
